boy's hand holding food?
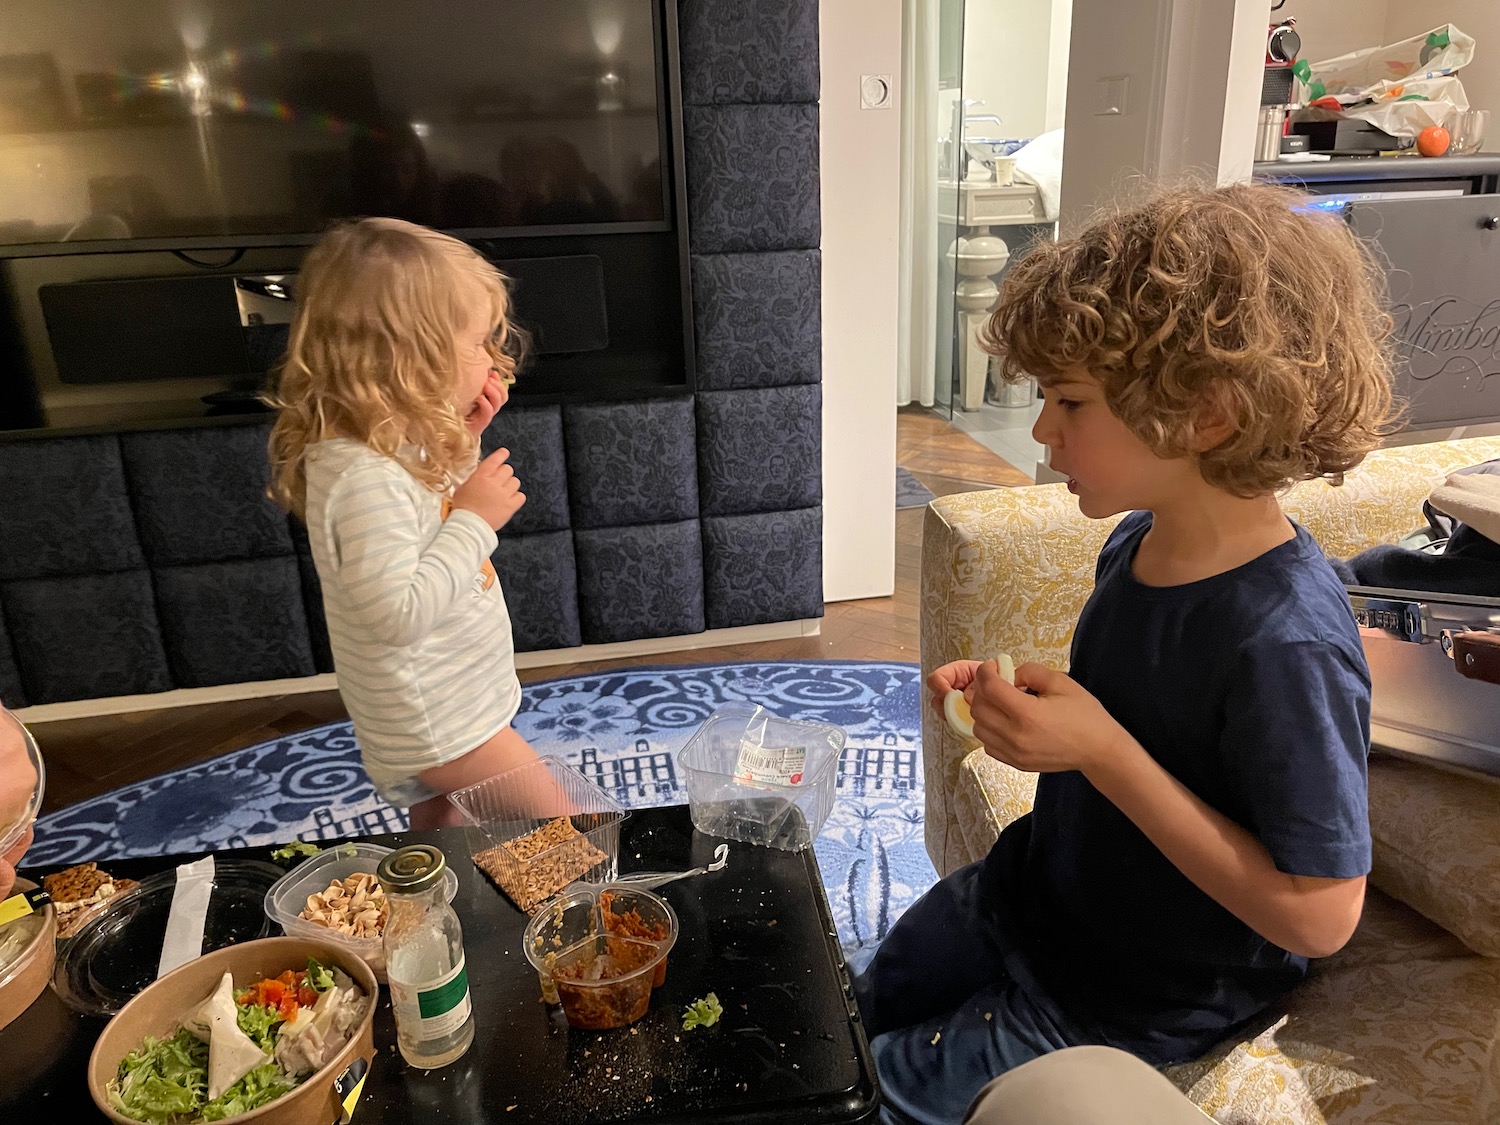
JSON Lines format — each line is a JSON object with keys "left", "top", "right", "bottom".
{"left": 929, "top": 655, "right": 1014, "bottom": 741}
{"left": 930, "top": 656, "right": 1133, "bottom": 776}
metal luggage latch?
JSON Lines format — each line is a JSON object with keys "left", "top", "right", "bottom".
{"left": 1349, "top": 593, "right": 1500, "bottom": 687}
{"left": 1350, "top": 596, "right": 1427, "bottom": 644}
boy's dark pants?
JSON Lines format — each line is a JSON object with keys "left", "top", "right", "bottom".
{"left": 852, "top": 861, "right": 1090, "bottom": 1125}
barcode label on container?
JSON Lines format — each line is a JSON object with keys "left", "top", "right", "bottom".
{"left": 733, "top": 741, "right": 807, "bottom": 787}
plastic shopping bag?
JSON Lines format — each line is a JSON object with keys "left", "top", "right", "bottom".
{"left": 1298, "top": 25, "right": 1475, "bottom": 140}
{"left": 1302, "top": 25, "right": 1475, "bottom": 100}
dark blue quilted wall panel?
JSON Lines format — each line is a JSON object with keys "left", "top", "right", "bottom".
{"left": 2, "top": 572, "right": 172, "bottom": 703}
{"left": 696, "top": 384, "right": 823, "bottom": 516}
{"left": 481, "top": 404, "right": 571, "bottom": 535}
{"left": 121, "top": 424, "right": 293, "bottom": 566}
{"left": 495, "top": 530, "right": 582, "bottom": 652}
{"left": 692, "top": 251, "right": 821, "bottom": 390}
{"left": 575, "top": 521, "right": 705, "bottom": 643}
{"left": 564, "top": 398, "right": 700, "bottom": 529}
{"left": 0, "top": 436, "right": 144, "bottom": 581}
{"left": 0, "top": 599, "right": 25, "bottom": 708}
{"left": 702, "top": 508, "right": 824, "bottom": 629}
{"left": 685, "top": 104, "right": 820, "bottom": 254}
{"left": 679, "top": 0, "right": 820, "bottom": 106}
{"left": 154, "top": 559, "right": 317, "bottom": 687}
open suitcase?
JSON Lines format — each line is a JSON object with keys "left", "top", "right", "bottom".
{"left": 1348, "top": 586, "right": 1500, "bottom": 776}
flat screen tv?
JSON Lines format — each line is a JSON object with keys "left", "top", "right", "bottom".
{"left": 0, "top": 0, "right": 670, "bottom": 252}
{"left": 0, "top": 0, "right": 693, "bottom": 431}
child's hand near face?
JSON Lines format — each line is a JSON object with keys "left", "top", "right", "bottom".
{"left": 463, "top": 369, "right": 510, "bottom": 438}
{"left": 452, "top": 446, "right": 526, "bottom": 531}
{"left": 929, "top": 659, "right": 1130, "bottom": 776}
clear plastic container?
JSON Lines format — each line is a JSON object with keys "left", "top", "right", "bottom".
{"left": 447, "top": 756, "right": 627, "bottom": 914}
{"left": 54, "top": 860, "right": 281, "bottom": 1018}
{"left": 263, "top": 842, "right": 459, "bottom": 981}
{"left": 0, "top": 712, "right": 44, "bottom": 858}
{"left": 676, "top": 702, "right": 845, "bottom": 851}
{"left": 522, "top": 883, "right": 677, "bottom": 1030}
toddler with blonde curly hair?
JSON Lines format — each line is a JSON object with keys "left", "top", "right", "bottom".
{"left": 266, "top": 217, "right": 540, "bottom": 829}
{"left": 855, "top": 183, "right": 1397, "bottom": 1125}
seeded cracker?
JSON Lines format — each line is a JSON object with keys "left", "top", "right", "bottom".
{"left": 474, "top": 816, "right": 608, "bottom": 913}
{"left": 44, "top": 862, "right": 140, "bottom": 938}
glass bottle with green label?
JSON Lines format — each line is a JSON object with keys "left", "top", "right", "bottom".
{"left": 377, "top": 844, "right": 474, "bottom": 1069}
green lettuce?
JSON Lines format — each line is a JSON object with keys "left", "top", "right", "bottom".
{"left": 305, "top": 957, "right": 334, "bottom": 993}
{"left": 681, "top": 992, "right": 723, "bottom": 1031}
{"left": 199, "top": 1062, "right": 295, "bottom": 1121}
{"left": 109, "top": 1026, "right": 296, "bottom": 1124}
{"left": 109, "top": 1031, "right": 204, "bottom": 1123}
{"left": 269, "top": 840, "right": 321, "bottom": 863}
{"left": 234, "top": 1001, "right": 282, "bottom": 1053}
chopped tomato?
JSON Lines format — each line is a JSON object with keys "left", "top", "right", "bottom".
{"left": 238, "top": 969, "right": 312, "bottom": 1021}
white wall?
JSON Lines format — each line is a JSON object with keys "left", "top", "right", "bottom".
{"left": 1057, "top": 0, "right": 1267, "bottom": 229}
{"left": 1156, "top": 0, "right": 1266, "bottom": 185}
{"left": 1289, "top": 0, "right": 1392, "bottom": 65}
{"left": 821, "top": 0, "right": 901, "bottom": 601}
{"left": 1056, "top": 0, "right": 1172, "bottom": 226}
{"left": 1045, "top": 0, "right": 1074, "bottom": 132}
{"left": 959, "top": 0, "right": 1056, "bottom": 139}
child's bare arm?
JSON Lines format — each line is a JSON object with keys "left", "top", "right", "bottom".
{"left": 968, "top": 659, "right": 1365, "bottom": 959}
{"left": 1084, "top": 737, "right": 1365, "bottom": 959}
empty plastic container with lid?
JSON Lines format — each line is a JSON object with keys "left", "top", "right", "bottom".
{"left": 676, "top": 702, "right": 845, "bottom": 851}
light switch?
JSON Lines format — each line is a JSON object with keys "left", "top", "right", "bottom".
{"left": 1095, "top": 75, "right": 1128, "bottom": 116}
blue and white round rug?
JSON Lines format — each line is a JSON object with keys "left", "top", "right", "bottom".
{"left": 30, "top": 660, "right": 939, "bottom": 958}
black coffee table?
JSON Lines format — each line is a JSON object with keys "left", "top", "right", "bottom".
{"left": 1, "top": 805, "right": 879, "bottom": 1124}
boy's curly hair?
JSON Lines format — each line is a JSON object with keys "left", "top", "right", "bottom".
{"left": 983, "top": 182, "right": 1398, "bottom": 496}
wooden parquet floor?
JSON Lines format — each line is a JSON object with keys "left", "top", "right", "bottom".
{"left": 31, "top": 406, "right": 1031, "bottom": 814}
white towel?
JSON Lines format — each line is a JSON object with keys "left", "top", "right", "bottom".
{"left": 1013, "top": 129, "right": 1065, "bottom": 221}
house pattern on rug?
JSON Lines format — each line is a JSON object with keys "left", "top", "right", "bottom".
{"left": 29, "top": 660, "right": 937, "bottom": 957}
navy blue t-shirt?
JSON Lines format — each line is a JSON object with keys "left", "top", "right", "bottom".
{"left": 981, "top": 511, "right": 1372, "bottom": 1064}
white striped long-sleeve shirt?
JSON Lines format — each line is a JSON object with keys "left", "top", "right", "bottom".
{"left": 304, "top": 439, "right": 521, "bottom": 794}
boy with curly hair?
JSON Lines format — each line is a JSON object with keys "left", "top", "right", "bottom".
{"left": 854, "top": 183, "right": 1396, "bottom": 1125}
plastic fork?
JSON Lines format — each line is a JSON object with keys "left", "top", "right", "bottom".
{"left": 612, "top": 843, "right": 730, "bottom": 891}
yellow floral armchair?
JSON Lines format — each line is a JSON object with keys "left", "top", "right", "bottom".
{"left": 919, "top": 436, "right": 1500, "bottom": 1125}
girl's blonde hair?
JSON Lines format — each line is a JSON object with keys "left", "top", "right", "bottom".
{"left": 983, "top": 182, "right": 1398, "bottom": 497}
{"left": 265, "top": 217, "right": 524, "bottom": 516}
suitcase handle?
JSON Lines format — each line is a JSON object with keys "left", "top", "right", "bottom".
{"left": 1449, "top": 632, "right": 1500, "bottom": 686}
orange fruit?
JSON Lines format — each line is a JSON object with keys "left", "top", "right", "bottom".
{"left": 1417, "top": 125, "right": 1451, "bottom": 157}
